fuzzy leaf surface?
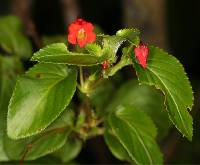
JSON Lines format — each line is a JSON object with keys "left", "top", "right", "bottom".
{"left": 103, "top": 36, "right": 125, "bottom": 62}
{"left": 85, "top": 43, "right": 102, "bottom": 56}
{"left": 116, "top": 28, "right": 140, "bottom": 45}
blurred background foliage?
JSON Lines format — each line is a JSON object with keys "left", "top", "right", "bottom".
{"left": 0, "top": 0, "right": 200, "bottom": 164}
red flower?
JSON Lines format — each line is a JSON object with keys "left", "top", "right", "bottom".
{"left": 134, "top": 42, "right": 149, "bottom": 68}
{"left": 102, "top": 60, "right": 109, "bottom": 70}
{"left": 68, "top": 18, "right": 96, "bottom": 47}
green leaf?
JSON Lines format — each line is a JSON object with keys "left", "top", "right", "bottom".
{"left": 103, "top": 36, "right": 125, "bottom": 54}
{"left": 0, "top": 16, "right": 22, "bottom": 32}
{"left": 7, "top": 63, "right": 77, "bottom": 139}
{"left": 90, "top": 80, "right": 115, "bottom": 113}
{"left": 0, "top": 16, "right": 32, "bottom": 58}
{"left": 85, "top": 43, "right": 102, "bottom": 56}
{"left": 106, "top": 80, "right": 171, "bottom": 139}
{"left": 116, "top": 28, "right": 140, "bottom": 45}
{"left": 104, "top": 128, "right": 131, "bottom": 162}
{"left": 102, "top": 47, "right": 132, "bottom": 78}
{"left": 54, "top": 138, "right": 82, "bottom": 163}
{"left": 31, "top": 43, "right": 109, "bottom": 66}
{"left": 0, "top": 56, "right": 24, "bottom": 128}
{"left": 4, "top": 130, "right": 68, "bottom": 161}
{"left": 0, "top": 56, "right": 24, "bottom": 161}
{"left": 103, "top": 36, "right": 125, "bottom": 62}
{"left": 4, "top": 109, "right": 74, "bottom": 160}
{"left": 108, "top": 105, "right": 163, "bottom": 164}
{"left": 0, "top": 140, "right": 8, "bottom": 161}
{"left": 133, "top": 46, "right": 194, "bottom": 140}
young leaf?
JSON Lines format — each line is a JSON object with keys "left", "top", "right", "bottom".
{"left": 85, "top": 43, "right": 102, "bottom": 56}
{"left": 102, "top": 36, "right": 125, "bottom": 62}
{"left": 133, "top": 46, "right": 194, "bottom": 140}
{"left": 102, "top": 47, "right": 132, "bottom": 78}
{"left": 108, "top": 105, "right": 163, "bottom": 165}
{"left": 4, "top": 109, "right": 74, "bottom": 160}
{"left": 116, "top": 28, "right": 140, "bottom": 45}
{"left": 0, "top": 16, "right": 32, "bottom": 58}
{"left": 103, "top": 36, "right": 125, "bottom": 54}
{"left": 7, "top": 63, "right": 77, "bottom": 139}
{"left": 31, "top": 43, "right": 109, "bottom": 66}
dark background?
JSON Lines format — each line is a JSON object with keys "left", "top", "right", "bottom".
{"left": 1, "top": 0, "right": 200, "bottom": 164}
{"left": 1, "top": 0, "right": 199, "bottom": 76}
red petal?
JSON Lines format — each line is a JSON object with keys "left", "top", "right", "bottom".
{"left": 84, "top": 22, "right": 94, "bottom": 31}
{"left": 86, "top": 32, "right": 96, "bottom": 43}
{"left": 134, "top": 44, "right": 149, "bottom": 68}
{"left": 77, "top": 18, "right": 86, "bottom": 25}
{"left": 68, "top": 23, "right": 81, "bottom": 33}
{"left": 67, "top": 18, "right": 96, "bottom": 47}
{"left": 77, "top": 38, "right": 87, "bottom": 47}
{"left": 68, "top": 33, "right": 77, "bottom": 44}
{"left": 137, "top": 55, "right": 147, "bottom": 68}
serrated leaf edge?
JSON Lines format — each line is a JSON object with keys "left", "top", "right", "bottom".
{"left": 116, "top": 28, "right": 140, "bottom": 36}
{"left": 109, "top": 106, "right": 163, "bottom": 165}
{"left": 7, "top": 64, "right": 77, "bottom": 139}
{"left": 31, "top": 43, "right": 109, "bottom": 66}
{"left": 25, "top": 131, "right": 69, "bottom": 160}
{"left": 133, "top": 46, "right": 194, "bottom": 140}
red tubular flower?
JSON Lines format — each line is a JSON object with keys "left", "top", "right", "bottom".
{"left": 134, "top": 42, "right": 149, "bottom": 68}
{"left": 67, "top": 18, "right": 96, "bottom": 47}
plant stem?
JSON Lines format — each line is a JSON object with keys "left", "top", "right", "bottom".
{"left": 104, "top": 45, "right": 134, "bottom": 77}
{"left": 79, "top": 66, "right": 84, "bottom": 87}
{"left": 107, "top": 58, "right": 131, "bottom": 77}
